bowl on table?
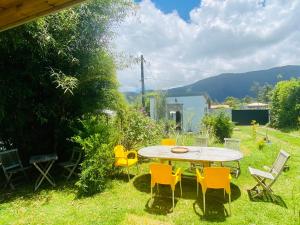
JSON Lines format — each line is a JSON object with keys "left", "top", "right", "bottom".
{"left": 171, "top": 146, "right": 189, "bottom": 153}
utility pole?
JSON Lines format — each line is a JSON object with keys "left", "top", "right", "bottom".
{"left": 141, "top": 54, "right": 145, "bottom": 108}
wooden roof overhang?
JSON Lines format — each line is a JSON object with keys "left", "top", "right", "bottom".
{"left": 0, "top": 0, "right": 86, "bottom": 32}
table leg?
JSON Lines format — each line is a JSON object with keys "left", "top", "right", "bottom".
{"left": 35, "top": 161, "right": 51, "bottom": 186}
{"left": 34, "top": 160, "right": 56, "bottom": 191}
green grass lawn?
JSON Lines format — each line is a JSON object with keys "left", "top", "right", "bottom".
{"left": 0, "top": 126, "right": 299, "bottom": 225}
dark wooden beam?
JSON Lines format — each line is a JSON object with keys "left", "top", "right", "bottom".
{"left": 0, "top": 0, "right": 86, "bottom": 32}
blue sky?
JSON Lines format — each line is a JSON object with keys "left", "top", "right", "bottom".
{"left": 136, "top": 0, "right": 200, "bottom": 21}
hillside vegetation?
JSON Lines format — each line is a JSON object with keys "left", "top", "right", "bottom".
{"left": 166, "top": 65, "right": 300, "bottom": 101}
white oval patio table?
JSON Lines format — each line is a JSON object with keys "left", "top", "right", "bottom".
{"left": 138, "top": 146, "right": 243, "bottom": 163}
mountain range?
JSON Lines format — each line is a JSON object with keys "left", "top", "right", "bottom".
{"left": 124, "top": 65, "right": 300, "bottom": 102}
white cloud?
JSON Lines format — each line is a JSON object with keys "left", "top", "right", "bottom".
{"left": 111, "top": 0, "right": 300, "bottom": 92}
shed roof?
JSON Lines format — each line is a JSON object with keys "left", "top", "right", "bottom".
{"left": 210, "top": 104, "right": 231, "bottom": 109}
{"left": 246, "top": 102, "right": 269, "bottom": 107}
{"left": 0, "top": 0, "right": 85, "bottom": 32}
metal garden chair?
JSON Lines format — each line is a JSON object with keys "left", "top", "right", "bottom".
{"left": 0, "top": 149, "right": 30, "bottom": 189}
{"left": 223, "top": 138, "right": 241, "bottom": 177}
{"left": 194, "top": 136, "right": 209, "bottom": 147}
{"left": 192, "top": 136, "right": 210, "bottom": 169}
{"left": 58, "top": 148, "right": 82, "bottom": 181}
{"left": 248, "top": 150, "right": 290, "bottom": 201}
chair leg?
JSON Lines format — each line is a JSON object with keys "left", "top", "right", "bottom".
{"left": 67, "top": 166, "right": 76, "bottom": 181}
{"left": 203, "top": 191, "right": 206, "bottom": 214}
{"left": 236, "top": 161, "right": 241, "bottom": 178}
{"left": 180, "top": 180, "right": 182, "bottom": 197}
{"left": 127, "top": 167, "right": 130, "bottom": 181}
{"left": 4, "top": 172, "right": 14, "bottom": 190}
{"left": 228, "top": 193, "right": 231, "bottom": 216}
{"left": 172, "top": 189, "right": 175, "bottom": 210}
{"left": 196, "top": 182, "right": 199, "bottom": 197}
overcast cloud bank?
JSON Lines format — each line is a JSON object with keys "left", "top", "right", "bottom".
{"left": 112, "top": 0, "right": 300, "bottom": 92}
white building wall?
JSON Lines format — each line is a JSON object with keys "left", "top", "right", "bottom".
{"left": 166, "top": 96, "right": 208, "bottom": 132}
{"left": 149, "top": 97, "right": 156, "bottom": 120}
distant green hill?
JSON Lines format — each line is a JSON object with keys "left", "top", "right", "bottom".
{"left": 166, "top": 65, "right": 300, "bottom": 101}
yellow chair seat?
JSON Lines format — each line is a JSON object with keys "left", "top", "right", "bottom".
{"left": 115, "top": 158, "right": 138, "bottom": 167}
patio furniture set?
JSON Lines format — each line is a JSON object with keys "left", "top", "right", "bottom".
{"left": 0, "top": 147, "right": 82, "bottom": 191}
{"left": 114, "top": 137, "right": 290, "bottom": 214}
{"left": 0, "top": 136, "right": 290, "bottom": 215}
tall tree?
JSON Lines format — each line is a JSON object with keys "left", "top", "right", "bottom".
{"left": 0, "top": 0, "right": 131, "bottom": 159}
{"left": 251, "top": 82, "right": 273, "bottom": 102}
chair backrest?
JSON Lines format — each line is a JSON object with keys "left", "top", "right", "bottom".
{"left": 0, "top": 149, "right": 22, "bottom": 171}
{"left": 114, "top": 145, "right": 126, "bottom": 158}
{"left": 203, "top": 167, "right": 231, "bottom": 190}
{"left": 70, "top": 148, "right": 82, "bottom": 164}
{"left": 224, "top": 138, "right": 240, "bottom": 151}
{"left": 161, "top": 138, "right": 176, "bottom": 146}
{"left": 194, "top": 137, "right": 208, "bottom": 147}
{"left": 150, "top": 163, "right": 172, "bottom": 185}
{"left": 270, "top": 150, "right": 290, "bottom": 178}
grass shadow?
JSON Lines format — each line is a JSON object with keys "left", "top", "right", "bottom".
{"left": 193, "top": 186, "right": 240, "bottom": 222}
{"left": 247, "top": 189, "right": 288, "bottom": 208}
{"left": 133, "top": 173, "right": 241, "bottom": 218}
{"left": 133, "top": 174, "right": 241, "bottom": 200}
{"left": 0, "top": 176, "right": 78, "bottom": 204}
{"left": 145, "top": 196, "right": 177, "bottom": 215}
{"left": 193, "top": 195, "right": 228, "bottom": 222}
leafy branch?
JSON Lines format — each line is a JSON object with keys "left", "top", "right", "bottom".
{"left": 50, "top": 68, "right": 78, "bottom": 95}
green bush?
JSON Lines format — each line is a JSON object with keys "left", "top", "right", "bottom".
{"left": 271, "top": 78, "right": 300, "bottom": 128}
{"left": 202, "top": 112, "right": 234, "bottom": 143}
{"left": 71, "top": 114, "right": 118, "bottom": 196}
{"left": 118, "top": 108, "right": 163, "bottom": 149}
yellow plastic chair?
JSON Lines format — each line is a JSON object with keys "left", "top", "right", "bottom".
{"left": 160, "top": 139, "right": 176, "bottom": 164}
{"left": 114, "top": 145, "right": 138, "bottom": 181}
{"left": 150, "top": 163, "right": 182, "bottom": 210}
{"left": 196, "top": 167, "right": 232, "bottom": 215}
{"left": 161, "top": 138, "right": 176, "bottom": 146}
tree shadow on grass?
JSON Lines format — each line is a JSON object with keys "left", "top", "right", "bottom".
{"left": 247, "top": 189, "right": 288, "bottom": 208}
{"left": 133, "top": 173, "right": 241, "bottom": 219}
{"left": 0, "top": 177, "right": 78, "bottom": 204}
